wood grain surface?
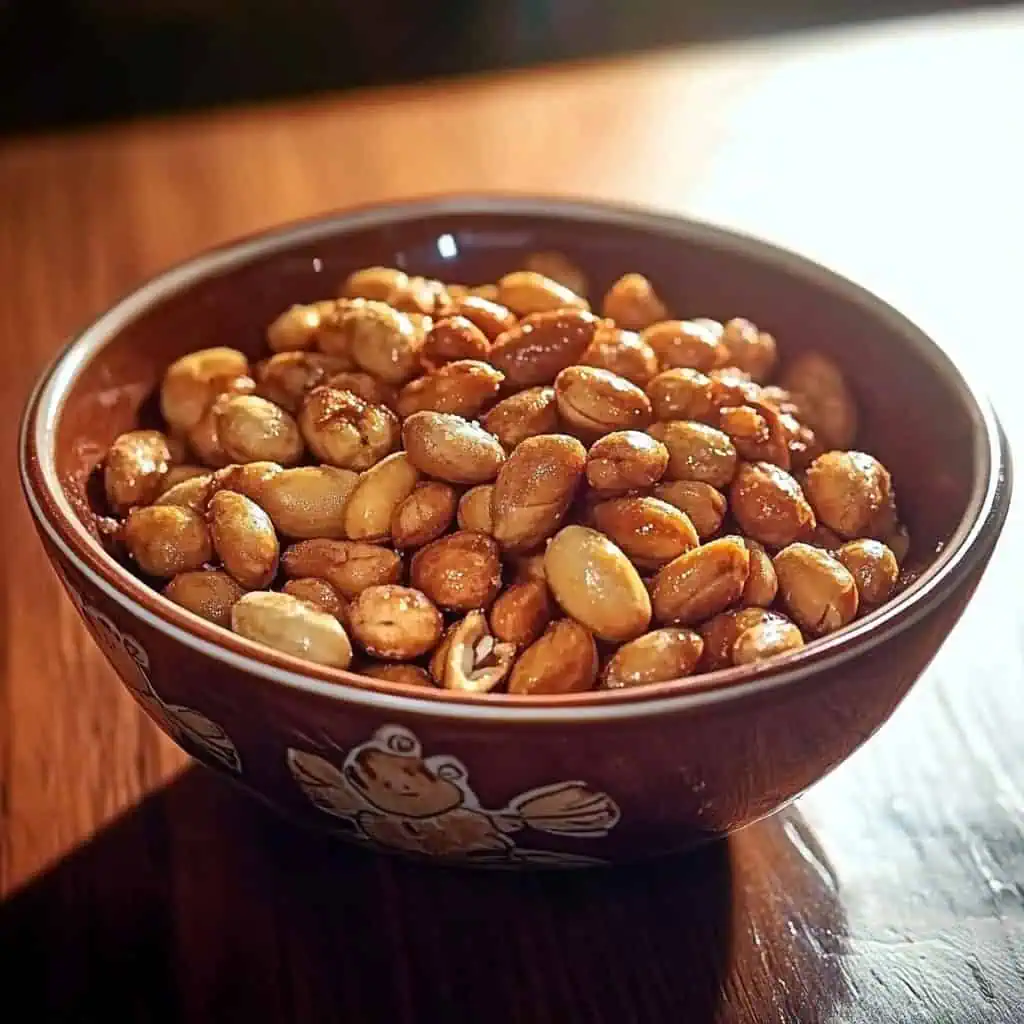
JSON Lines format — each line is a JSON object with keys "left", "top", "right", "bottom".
{"left": 2, "top": 10, "right": 1023, "bottom": 1022}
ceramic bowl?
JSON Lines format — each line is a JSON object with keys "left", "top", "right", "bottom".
{"left": 19, "top": 196, "right": 1011, "bottom": 867}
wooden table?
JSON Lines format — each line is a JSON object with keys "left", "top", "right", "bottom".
{"left": 2, "top": 10, "right": 1023, "bottom": 1022}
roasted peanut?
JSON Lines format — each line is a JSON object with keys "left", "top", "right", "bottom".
{"left": 124, "top": 505, "right": 213, "bottom": 577}
{"left": 742, "top": 539, "right": 779, "bottom": 606}
{"left": 652, "top": 480, "right": 726, "bottom": 539}
{"left": 580, "top": 324, "right": 659, "bottom": 387}
{"left": 104, "top": 430, "right": 175, "bottom": 513}
{"left": 410, "top": 531, "right": 502, "bottom": 611}
{"left": 523, "top": 251, "right": 587, "bottom": 297}
{"left": 323, "top": 301, "right": 423, "bottom": 385}
{"left": 718, "top": 401, "right": 790, "bottom": 469}
{"left": 208, "top": 490, "right": 279, "bottom": 590}
{"left": 164, "top": 569, "right": 245, "bottom": 627}
{"left": 159, "top": 464, "right": 209, "bottom": 492}
{"left": 282, "top": 539, "right": 402, "bottom": 599}
{"left": 496, "top": 270, "right": 588, "bottom": 317}
{"left": 324, "top": 371, "right": 398, "bottom": 410}
{"left": 348, "top": 585, "right": 443, "bottom": 659}
{"left": 699, "top": 608, "right": 784, "bottom": 670}
{"left": 778, "top": 411, "right": 823, "bottom": 473}
{"left": 401, "top": 411, "right": 506, "bottom": 484}
{"left": 508, "top": 619, "right": 598, "bottom": 695}
{"left": 481, "top": 386, "right": 559, "bottom": 451}
{"left": 708, "top": 367, "right": 761, "bottom": 411}
{"left": 719, "top": 318, "right": 777, "bottom": 382}
{"left": 339, "top": 452, "right": 418, "bottom": 543}
{"left": 299, "top": 386, "right": 400, "bottom": 470}
{"left": 554, "top": 365, "right": 653, "bottom": 437}
{"left": 585, "top": 430, "right": 669, "bottom": 494}
{"left": 648, "top": 421, "right": 737, "bottom": 488}
{"left": 489, "top": 579, "right": 553, "bottom": 647}
{"left": 430, "top": 610, "right": 516, "bottom": 693}
{"left": 491, "top": 434, "right": 586, "bottom": 551}
{"left": 255, "top": 351, "right": 349, "bottom": 412}
{"left": 281, "top": 577, "right": 349, "bottom": 623}
{"left": 642, "top": 320, "right": 724, "bottom": 372}
{"left": 359, "top": 662, "right": 434, "bottom": 687}
{"left": 457, "top": 485, "right": 494, "bottom": 534}
{"left": 396, "top": 359, "right": 503, "bottom": 419}
{"left": 732, "top": 616, "right": 804, "bottom": 666}
{"left": 215, "top": 394, "right": 304, "bottom": 466}
{"left": 591, "top": 496, "right": 699, "bottom": 570}
{"left": 730, "top": 461, "right": 816, "bottom": 548}
{"left": 232, "top": 591, "right": 353, "bottom": 668}
{"left": 601, "top": 273, "right": 668, "bottom": 331}
{"left": 267, "top": 303, "right": 327, "bottom": 352}
{"left": 804, "top": 451, "right": 896, "bottom": 539}
{"left": 186, "top": 380, "right": 255, "bottom": 469}
{"left": 391, "top": 481, "right": 457, "bottom": 549}
{"left": 837, "top": 539, "right": 899, "bottom": 606}
{"left": 211, "top": 461, "right": 282, "bottom": 502}
{"left": 773, "top": 542, "right": 859, "bottom": 635}
{"left": 341, "top": 266, "right": 409, "bottom": 302}
{"left": 442, "top": 296, "right": 517, "bottom": 343}
{"left": 155, "top": 472, "right": 215, "bottom": 513}
{"left": 258, "top": 466, "right": 358, "bottom": 539}
{"left": 651, "top": 536, "right": 750, "bottom": 626}
{"left": 779, "top": 352, "right": 857, "bottom": 449}
{"left": 646, "top": 368, "right": 715, "bottom": 423}
{"left": 387, "top": 275, "right": 450, "bottom": 317}
{"left": 602, "top": 628, "right": 704, "bottom": 689}
{"left": 161, "top": 347, "right": 250, "bottom": 433}
{"left": 489, "top": 309, "right": 600, "bottom": 387}
{"left": 544, "top": 525, "right": 651, "bottom": 642}
{"left": 420, "top": 316, "right": 491, "bottom": 367}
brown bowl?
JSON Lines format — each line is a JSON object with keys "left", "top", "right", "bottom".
{"left": 19, "top": 196, "right": 1011, "bottom": 867}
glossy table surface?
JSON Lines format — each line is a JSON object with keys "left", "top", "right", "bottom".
{"left": 2, "top": 9, "right": 1023, "bottom": 1022}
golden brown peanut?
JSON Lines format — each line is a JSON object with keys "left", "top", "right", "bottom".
{"left": 410, "top": 531, "right": 502, "bottom": 611}
{"left": 232, "top": 591, "right": 353, "bottom": 668}
{"left": 401, "top": 411, "right": 506, "bottom": 484}
{"left": 647, "top": 421, "right": 737, "bottom": 488}
{"left": 778, "top": 412, "right": 823, "bottom": 473}
{"left": 387, "top": 275, "right": 450, "bottom": 317}
{"left": 779, "top": 352, "right": 857, "bottom": 449}
{"left": 443, "top": 295, "right": 517, "bottom": 342}
{"left": 391, "top": 481, "right": 457, "bottom": 549}
{"left": 299, "top": 386, "right": 400, "bottom": 470}
{"left": 160, "top": 464, "right": 210, "bottom": 492}
{"left": 359, "top": 662, "right": 434, "bottom": 688}
{"left": 707, "top": 366, "right": 760, "bottom": 408}
{"left": 481, "top": 386, "right": 559, "bottom": 451}
{"left": 602, "top": 628, "right": 704, "bottom": 689}
{"left": 804, "top": 451, "right": 896, "bottom": 539}
{"left": 652, "top": 480, "right": 726, "bottom": 540}
{"left": 255, "top": 351, "right": 349, "bottom": 412}
{"left": 155, "top": 472, "right": 215, "bottom": 513}
{"left": 216, "top": 394, "right": 304, "bottom": 466}
{"left": 343, "top": 452, "right": 420, "bottom": 543}
{"left": 601, "top": 273, "right": 669, "bottom": 331}
{"left": 489, "top": 309, "right": 600, "bottom": 387}
{"left": 266, "top": 303, "right": 326, "bottom": 353}
{"left": 324, "top": 371, "right": 398, "bottom": 410}
{"left": 554, "top": 366, "right": 653, "bottom": 437}
{"left": 208, "top": 490, "right": 279, "bottom": 590}
{"left": 457, "top": 485, "right": 494, "bottom": 534}
{"left": 259, "top": 466, "right": 358, "bottom": 539}
{"left": 496, "top": 270, "right": 589, "bottom": 317}
{"left": 642, "top": 320, "right": 724, "bottom": 372}
{"left": 124, "top": 505, "right": 213, "bottom": 578}
{"left": 430, "top": 611, "right": 516, "bottom": 693}
{"left": 732, "top": 617, "right": 804, "bottom": 666}
{"left": 718, "top": 401, "right": 791, "bottom": 470}
{"left": 282, "top": 539, "right": 402, "bottom": 599}
{"left": 580, "top": 325, "right": 660, "bottom": 387}
{"left": 773, "top": 542, "right": 859, "bottom": 635}
{"left": 104, "top": 430, "right": 174, "bottom": 513}
{"left": 591, "top": 497, "right": 699, "bottom": 570}
{"left": 211, "top": 461, "right": 282, "bottom": 502}
{"left": 586, "top": 430, "right": 669, "bottom": 494}
{"left": 523, "top": 251, "right": 587, "bottom": 297}
{"left": 281, "top": 577, "right": 349, "bottom": 623}
{"left": 544, "top": 525, "right": 651, "bottom": 642}
{"left": 742, "top": 540, "right": 779, "bottom": 606}
{"left": 730, "top": 461, "right": 816, "bottom": 548}
{"left": 837, "top": 539, "right": 899, "bottom": 606}
{"left": 511, "top": 551, "right": 547, "bottom": 584}
{"left": 396, "top": 360, "right": 504, "bottom": 419}
{"left": 186, "top": 389, "right": 245, "bottom": 469}
{"left": 161, "top": 347, "right": 250, "bottom": 432}
{"left": 341, "top": 266, "right": 409, "bottom": 302}
{"left": 420, "top": 316, "right": 491, "bottom": 367}
{"left": 720, "top": 318, "right": 777, "bottom": 382}
{"left": 325, "top": 301, "right": 423, "bottom": 385}
{"left": 491, "top": 434, "right": 586, "bottom": 551}
{"left": 699, "top": 608, "right": 784, "bottom": 670}
{"left": 348, "top": 585, "right": 443, "bottom": 659}
{"left": 508, "top": 619, "right": 598, "bottom": 696}
{"left": 651, "top": 536, "right": 751, "bottom": 626}
{"left": 646, "top": 368, "right": 715, "bottom": 423}
{"left": 164, "top": 569, "right": 245, "bottom": 627}
{"left": 489, "top": 579, "right": 553, "bottom": 647}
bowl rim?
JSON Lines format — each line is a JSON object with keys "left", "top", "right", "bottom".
{"left": 19, "top": 193, "right": 1011, "bottom": 723}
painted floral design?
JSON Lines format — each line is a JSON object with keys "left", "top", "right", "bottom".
{"left": 287, "top": 725, "right": 620, "bottom": 866}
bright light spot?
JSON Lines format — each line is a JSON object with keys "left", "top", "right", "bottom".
{"left": 437, "top": 233, "right": 458, "bottom": 259}
{"left": 312, "top": 258, "right": 323, "bottom": 272}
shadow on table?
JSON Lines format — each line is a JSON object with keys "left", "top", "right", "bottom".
{"left": 0, "top": 765, "right": 849, "bottom": 1023}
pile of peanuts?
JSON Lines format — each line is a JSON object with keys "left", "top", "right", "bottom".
{"left": 97, "top": 255, "right": 908, "bottom": 695}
